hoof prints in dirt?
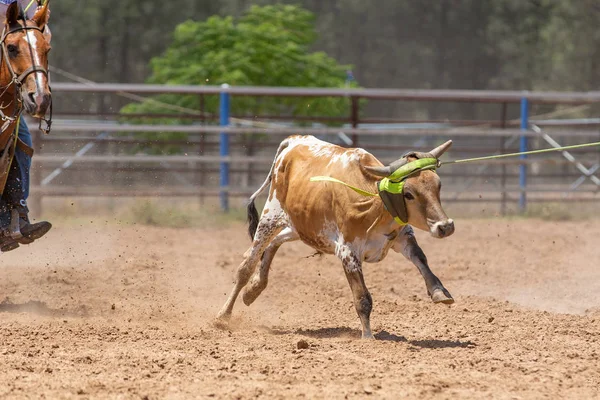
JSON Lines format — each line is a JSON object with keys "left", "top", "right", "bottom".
{"left": 0, "top": 297, "right": 89, "bottom": 317}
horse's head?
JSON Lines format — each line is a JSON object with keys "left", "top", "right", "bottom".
{"left": 3, "top": 1, "right": 51, "bottom": 118}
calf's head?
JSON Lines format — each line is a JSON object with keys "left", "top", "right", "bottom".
{"left": 365, "top": 140, "right": 454, "bottom": 239}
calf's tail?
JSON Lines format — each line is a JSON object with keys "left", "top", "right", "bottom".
{"left": 247, "top": 139, "right": 289, "bottom": 240}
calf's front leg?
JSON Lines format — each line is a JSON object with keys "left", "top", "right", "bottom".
{"left": 340, "top": 251, "right": 374, "bottom": 339}
{"left": 396, "top": 227, "right": 454, "bottom": 304}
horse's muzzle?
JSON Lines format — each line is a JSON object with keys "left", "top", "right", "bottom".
{"left": 25, "top": 91, "right": 51, "bottom": 117}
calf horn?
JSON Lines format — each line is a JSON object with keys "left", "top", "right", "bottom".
{"left": 429, "top": 140, "right": 453, "bottom": 159}
{"left": 365, "top": 140, "right": 453, "bottom": 178}
{"left": 364, "top": 158, "right": 408, "bottom": 177}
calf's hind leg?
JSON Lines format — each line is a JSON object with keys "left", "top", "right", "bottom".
{"left": 242, "top": 227, "right": 298, "bottom": 306}
{"left": 216, "top": 220, "right": 284, "bottom": 321}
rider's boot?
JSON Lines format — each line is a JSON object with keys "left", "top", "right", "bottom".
{"left": 0, "top": 205, "right": 51, "bottom": 252}
{"left": 16, "top": 204, "right": 52, "bottom": 244}
{"left": 0, "top": 236, "right": 19, "bottom": 252}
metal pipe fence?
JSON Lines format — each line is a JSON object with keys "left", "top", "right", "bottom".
{"left": 28, "top": 83, "right": 600, "bottom": 214}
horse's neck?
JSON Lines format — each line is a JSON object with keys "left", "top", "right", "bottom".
{"left": 0, "top": 88, "right": 18, "bottom": 117}
{"left": 0, "top": 62, "right": 18, "bottom": 117}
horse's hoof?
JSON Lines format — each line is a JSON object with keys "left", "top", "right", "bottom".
{"left": 431, "top": 288, "right": 454, "bottom": 304}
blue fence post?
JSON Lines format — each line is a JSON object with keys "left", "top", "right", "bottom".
{"left": 519, "top": 97, "right": 529, "bottom": 212}
{"left": 220, "top": 83, "right": 230, "bottom": 212}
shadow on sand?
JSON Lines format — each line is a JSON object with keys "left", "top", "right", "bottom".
{"left": 409, "top": 339, "right": 476, "bottom": 349}
{"left": 262, "top": 325, "right": 476, "bottom": 348}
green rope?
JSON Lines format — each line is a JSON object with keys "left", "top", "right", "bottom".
{"left": 24, "top": 0, "right": 37, "bottom": 12}
{"left": 310, "top": 176, "right": 378, "bottom": 197}
{"left": 442, "top": 141, "right": 600, "bottom": 165}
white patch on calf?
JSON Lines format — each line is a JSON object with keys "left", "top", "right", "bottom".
{"left": 263, "top": 189, "right": 283, "bottom": 219}
{"left": 277, "top": 136, "right": 365, "bottom": 178}
{"left": 429, "top": 218, "right": 454, "bottom": 238}
{"left": 334, "top": 233, "right": 350, "bottom": 258}
{"left": 333, "top": 232, "right": 365, "bottom": 273}
{"left": 260, "top": 189, "right": 294, "bottom": 238}
{"left": 304, "top": 136, "right": 363, "bottom": 168}
{"left": 309, "top": 144, "right": 335, "bottom": 158}
{"left": 274, "top": 136, "right": 321, "bottom": 184}
{"left": 327, "top": 151, "right": 359, "bottom": 168}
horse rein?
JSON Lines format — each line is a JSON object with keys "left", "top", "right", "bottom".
{"left": 0, "top": 23, "right": 52, "bottom": 134}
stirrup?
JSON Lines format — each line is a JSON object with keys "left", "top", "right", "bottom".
{"left": 9, "top": 209, "right": 22, "bottom": 240}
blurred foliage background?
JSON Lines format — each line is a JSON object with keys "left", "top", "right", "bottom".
{"left": 48, "top": 0, "right": 600, "bottom": 120}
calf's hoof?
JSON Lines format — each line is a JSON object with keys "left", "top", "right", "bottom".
{"left": 361, "top": 329, "right": 375, "bottom": 340}
{"left": 242, "top": 286, "right": 261, "bottom": 306}
{"left": 214, "top": 309, "right": 232, "bottom": 326}
{"left": 213, "top": 315, "right": 230, "bottom": 330}
{"left": 431, "top": 288, "right": 454, "bottom": 305}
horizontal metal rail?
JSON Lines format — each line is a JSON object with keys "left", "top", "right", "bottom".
{"left": 51, "top": 83, "right": 600, "bottom": 104}
{"left": 31, "top": 155, "right": 600, "bottom": 165}
{"left": 40, "top": 135, "right": 528, "bottom": 153}
{"left": 46, "top": 122, "right": 600, "bottom": 137}
{"left": 48, "top": 111, "right": 600, "bottom": 128}
{"left": 29, "top": 186, "right": 599, "bottom": 198}
{"left": 39, "top": 136, "right": 600, "bottom": 157}
{"left": 29, "top": 163, "right": 599, "bottom": 178}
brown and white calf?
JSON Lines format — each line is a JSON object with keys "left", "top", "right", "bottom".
{"left": 217, "top": 135, "right": 455, "bottom": 339}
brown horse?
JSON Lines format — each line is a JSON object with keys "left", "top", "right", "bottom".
{"left": 0, "top": 0, "right": 51, "bottom": 187}
{"left": 0, "top": 1, "right": 52, "bottom": 247}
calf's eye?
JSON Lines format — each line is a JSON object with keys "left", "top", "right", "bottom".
{"left": 404, "top": 192, "right": 415, "bottom": 200}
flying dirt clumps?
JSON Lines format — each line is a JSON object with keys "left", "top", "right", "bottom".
{"left": 296, "top": 339, "right": 309, "bottom": 350}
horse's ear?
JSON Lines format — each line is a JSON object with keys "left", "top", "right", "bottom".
{"left": 32, "top": 0, "right": 50, "bottom": 28}
{"left": 5, "top": 1, "right": 19, "bottom": 26}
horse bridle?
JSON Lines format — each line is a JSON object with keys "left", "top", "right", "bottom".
{"left": 0, "top": 23, "right": 52, "bottom": 134}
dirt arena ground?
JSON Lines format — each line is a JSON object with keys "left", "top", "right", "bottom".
{"left": 1, "top": 216, "right": 600, "bottom": 399}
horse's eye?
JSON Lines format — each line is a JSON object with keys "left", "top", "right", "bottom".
{"left": 7, "top": 44, "right": 18, "bottom": 57}
{"left": 404, "top": 192, "right": 415, "bottom": 200}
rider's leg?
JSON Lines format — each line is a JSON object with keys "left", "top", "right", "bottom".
{"left": 16, "top": 117, "right": 32, "bottom": 200}
{"left": 0, "top": 157, "right": 22, "bottom": 251}
{"left": 14, "top": 119, "right": 51, "bottom": 241}
{"left": 0, "top": 119, "right": 51, "bottom": 252}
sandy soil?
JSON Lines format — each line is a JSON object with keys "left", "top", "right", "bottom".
{"left": 1, "top": 217, "right": 600, "bottom": 399}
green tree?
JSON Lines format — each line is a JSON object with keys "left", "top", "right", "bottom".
{"left": 121, "top": 4, "right": 357, "bottom": 133}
